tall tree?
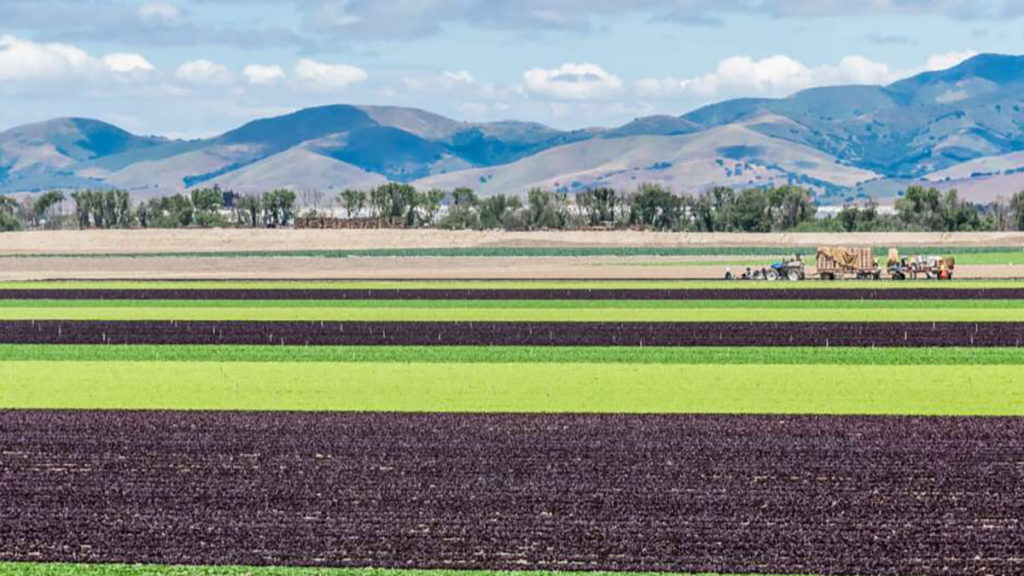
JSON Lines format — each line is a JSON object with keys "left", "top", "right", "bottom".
{"left": 421, "top": 189, "right": 446, "bottom": 224}
{"left": 262, "top": 189, "right": 297, "bottom": 227}
{"left": 0, "top": 195, "right": 20, "bottom": 231}
{"left": 1010, "top": 191, "right": 1024, "bottom": 231}
{"left": 527, "top": 188, "right": 564, "bottom": 229}
{"left": 31, "top": 190, "right": 65, "bottom": 227}
{"left": 340, "top": 189, "right": 368, "bottom": 219}
{"left": 235, "top": 195, "right": 262, "bottom": 228}
{"left": 629, "top": 183, "right": 681, "bottom": 230}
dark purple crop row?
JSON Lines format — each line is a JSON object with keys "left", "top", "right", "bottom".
{"left": 2, "top": 320, "right": 1023, "bottom": 346}
{"left": 2, "top": 411, "right": 1021, "bottom": 576}
{"left": 3, "top": 287, "right": 1024, "bottom": 300}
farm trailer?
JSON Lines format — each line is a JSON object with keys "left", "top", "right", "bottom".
{"left": 816, "top": 247, "right": 881, "bottom": 280}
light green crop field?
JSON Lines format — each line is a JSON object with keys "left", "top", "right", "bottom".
{"left": 4, "top": 298, "right": 1024, "bottom": 309}
{"left": 3, "top": 361, "right": 1024, "bottom": 415}
{"left": 3, "top": 279, "right": 1024, "bottom": 290}
{"left": 0, "top": 303, "right": 1021, "bottom": 321}
{"left": 1, "top": 345, "right": 1022, "bottom": 365}
{"left": 0, "top": 564, "right": 789, "bottom": 576}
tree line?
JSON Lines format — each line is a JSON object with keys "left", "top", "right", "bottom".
{"left": 0, "top": 187, "right": 297, "bottom": 231}
{"left": 2, "top": 182, "right": 1024, "bottom": 233}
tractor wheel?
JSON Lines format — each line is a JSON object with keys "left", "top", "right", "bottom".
{"left": 787, "top": 269, "right": 803, "bottom": 282}
{"left": 766, "top": 269, "right": 780, "bottom": 282}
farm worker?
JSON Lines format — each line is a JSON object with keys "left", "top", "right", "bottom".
{"left": 887, "top": 248, "right": 899, "bottom": 267}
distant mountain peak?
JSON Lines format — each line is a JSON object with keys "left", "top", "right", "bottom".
{"left": 2, "top": 54, "right": 1024, "bottom": 204}
{"left": 891, "top": 53, "right": 1024, "bottom": 91}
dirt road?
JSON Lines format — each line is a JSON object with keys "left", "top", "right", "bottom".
{"left": 3, "top": 229, "right": 1024, "bottom": 255}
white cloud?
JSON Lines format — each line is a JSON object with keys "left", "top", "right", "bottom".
{"left": 294, "top": 58, "right": 367, "bottom": 90}
{"left": 637, "top": 51, "right": 978, "bottom": 100}
{"left": 244, "top": 64, "right": 286, "bottom": 85}
{"left": 680, "top": 55, "right": 821, "bottom": 97}
{"left": 102, "top": 53, "right": 156, "bottom": 74}
{"left": 138, "top": 2, "right": 182, "bottom": 25}
{"left": 403, "top": 70, "right": 477, "bottom": 92}
{"left": 923, "top": 50, "right": 979, "bottom": 72}
{"left": 0, "top": 34, "right": 157, "bottom": 86}
{"left": 174, "top": 59, "right": 232, "bottom": 85}
{"left": 636, "top": 76, "right": 687, "bottom": 98}
{"left": 0, "top": 35, "right": 94, "bottom": 82}
{"left": 443, "top": 70, "right": 474, "bottom": 84}
{"left": 523, "top": 62, "right": 623, "bottom": 100}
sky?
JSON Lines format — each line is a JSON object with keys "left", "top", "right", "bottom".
{"left": 1, "top": 0, "right": 1023, "bottom": 138}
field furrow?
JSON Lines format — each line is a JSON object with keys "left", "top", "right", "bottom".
{"left": 1, "top": 320, "right": 1022, "bottom": 346}
{"left": 1, "top": 411, "right": 1021, "bottom": 576}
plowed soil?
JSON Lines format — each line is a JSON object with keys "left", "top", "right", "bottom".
{"left": 2, "top": 320, "right": 1022, "bottom": 346}
{"left": 1, "top": 411, "right": 1021, "bottom": 576}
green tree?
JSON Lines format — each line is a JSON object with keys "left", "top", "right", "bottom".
{"left": 262, "top": 189, "right": 297, "bottom": 227}
{"left": 70, "top": 191, "right": 91, "bottom": 228}
{"left": 729, "top": 188, "right": 770, "bottom": 232}
{"left": 691, "top": 187, "right": 737, "bottom": 231}
{"left": 479, "top": 194, "right": 525, "bottom": 229}
{"left": 439, "top": 188, "right": 481, "bottom": 230}
{"left": 190, "top": 186, "right": 227, "bottom": 228}
{"left": 1011, "top": 191, "right": 1024, "bottom": 231}
{"left": 895, "top": 185, "right": 944, "bottom": 230}
{"left": 451, "top": 187, "right": 478, "bottom": 208}
{"left": 527, "top": 188, "right": 565, "bottom": 229}
{"left": 69, "top": 190, "right": 133, "bottom": 229}
{"left": 577, "top": 187, "right": 617, "bottom": 226}
{"left": 0, "top": 195, "right": 20, "bottom": 231}
{"left": 190, "top": 187, "right": 224, "bottom": 213}
{"left": 421, "top": 189, "right": 446, "bottom": 224}
{"left": 141, "top": 194, "right": 194, "bottom": 228}
{"left": 32, "top": 190, "right": 65, "bottom": 227}
{"left": 235, "top": 195, "right": 262, "bottom": 228}
{"left": 767, "top": 186, "right": 816, "bottom": 231}
{"left": 629, "top": 183, "right": 681, "bottom": 230}
{"left": 339, "top": 189, "right": 368, "bottom": 219}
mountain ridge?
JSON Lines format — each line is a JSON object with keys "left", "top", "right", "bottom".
{"left": 2, "top": 53, "right": 1024, "bottom": 205}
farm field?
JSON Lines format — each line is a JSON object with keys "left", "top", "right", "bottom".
{"left": 0, "top": 567, "right": 751, "bottom": 576}
{"left": 4, "top": 253, "right": 1024, "bottom": 281}
{"left": 2, "top": 231, "right": 1024, "bottom": 282}
{"left": 4, "top": 360, "right": 1024, "bottom": 414}
{"left": 3, "top": 254, "right": 1024, "bottom": 576}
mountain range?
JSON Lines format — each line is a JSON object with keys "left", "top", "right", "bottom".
{"left": 2, "top": 53, "right": 1024, "bottom": 206}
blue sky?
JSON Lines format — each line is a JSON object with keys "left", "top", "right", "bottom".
{"left": 1, "top": 0, "right": 1022, "bottom": 137}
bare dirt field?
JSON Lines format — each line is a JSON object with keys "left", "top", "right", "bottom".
{"left": 0, "top": 256, "right": 739, "bottom": 281}
{"left": 2, "top": 256, "right": 1021, "bottom": 281}
{"left": 1, "top": 230, "right": 1022, "bottom": 281}
{"left": 2, "top": 229, "right": 1024, "bottom": 255}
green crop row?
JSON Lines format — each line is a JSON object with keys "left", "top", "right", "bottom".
{"left": 3, "top": 361, "right": 1024, "bottom": 415}
{"left": 4, "top": 298, "right": 1024, "bottom": 309}
{"left": 2, "top": 345, "right": 1023, "bottom": 365}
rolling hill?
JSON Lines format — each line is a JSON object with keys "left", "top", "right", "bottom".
{"left": 2, "top": 53, "right": 1024, "bottom": 205}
